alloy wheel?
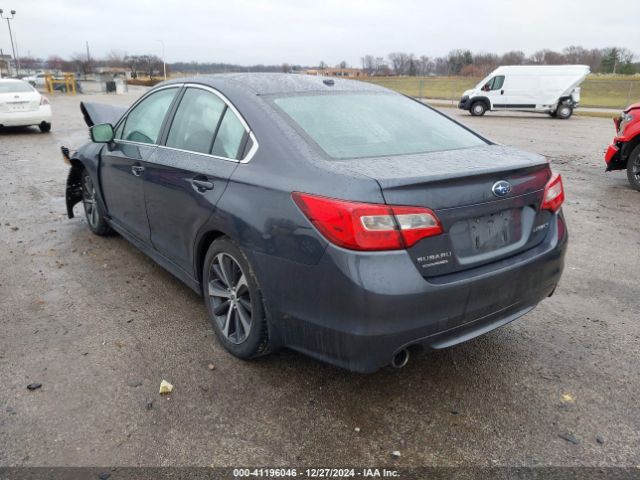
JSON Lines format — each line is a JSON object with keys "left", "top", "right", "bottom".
{"left": 82, "top": 175, "right": 99, "bottom": 229}
{"left": 208, "top": 253, "right": 253, "bottom": 344}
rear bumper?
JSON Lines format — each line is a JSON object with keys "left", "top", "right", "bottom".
{"left": 0, "top": 105, "right": 52, "bottom": 127}
{"left": 249, "top": 213, "right": 568, "bottom": 373}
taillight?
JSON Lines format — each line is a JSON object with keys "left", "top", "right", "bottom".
{"left": 40, "top": 96, "right": 49, "bottom": 106}
{"left": 292, "top": 192, "right": 442, "bottom": 251}
{"left": 541, "top": 172, "right": 565, "bottom": 213}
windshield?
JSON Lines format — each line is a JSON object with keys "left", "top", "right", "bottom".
{"left": 273, "top": 93, "right": 487, "bottom": 159}
{"left": 0, "top": 81, "right": 35, "bottom": 94}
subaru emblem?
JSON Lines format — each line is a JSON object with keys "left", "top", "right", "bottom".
{"left": 492, "top": 180, "right": 511, "bottom": 198}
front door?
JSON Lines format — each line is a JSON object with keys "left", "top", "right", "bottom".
{"left": 99, "top": 87, "right": 179, "bottom": 241}
{"left": 480, "top": 75, "right": 507, "bottom": 109}
{"left": 143, "top": 86, "right": 250, "bottom": 274}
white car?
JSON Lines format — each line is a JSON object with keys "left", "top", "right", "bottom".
{"left": 0, "top": 79, "right": 52, "bottom": 132}
{"left": 23, "top": 73, "right": 47, "bottom": 87}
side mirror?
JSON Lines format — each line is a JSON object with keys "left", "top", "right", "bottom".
{"left": 90, "top": 123, "right": 114, "bottom": 143}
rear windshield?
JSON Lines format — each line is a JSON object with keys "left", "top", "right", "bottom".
{"left": 0, "top": 81, "right": 35, "bottom": 93}
{"left": 273, "top": 93, "right": 487, "bottom": 159}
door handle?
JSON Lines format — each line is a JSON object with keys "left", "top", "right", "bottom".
{"left": 191, "top": 178, "right": 214, "bottom": 192}
{"left": 501, "top": 90, "right": 504, "bottom": 95}
{"left": 131, "top": 165, "right": 145, "bottom": 176}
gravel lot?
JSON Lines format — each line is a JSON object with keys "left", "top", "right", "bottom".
{"left": 1, "top": 90, "right": 638, "bottom": 468}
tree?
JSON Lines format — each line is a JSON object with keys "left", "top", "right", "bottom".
{"left": 71, "top": 52, "right": 94, "bottom": 78}
{"left": 18, "top": 56, "right": 42, "bottom": 72}
{"left": 281, "top": 63, "right": 291, "bottom": 73}
{"left": 446, "top": 49, "right": 473, "bottom": 75}
{"left": 45, "top": 55, "right": 70, "bottom": 72}
{"left": 361, "top": 55, "right": 376, "bottom": 75}
{"left": 388, "top": 52, "right": 412, "bottom": 75}
{"left": 600, "top": 47, "right": 636, "bottom": 74}
{"left": 416, "top": 56, "right": 433, "bottom": 76}
{"left": 105, "top": 50, "right": 127, "bottom": 68}
{"left": 124, "top": 54, "right": 163, "bottom": 79}
{"left": 337, "top": 60, "right": 348, "bottom": 69}
{"left": 473, "top": 52, "right": 499, "bottom": 75}
{"left": 318, "top": 60, "right": 327, "bottom": 70}
{"left": 500, "top": 50, "right": 525, "bottom": 65}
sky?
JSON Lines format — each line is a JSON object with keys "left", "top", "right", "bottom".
{"left": 2, "top": 0, "right": 639, "bottom": 66}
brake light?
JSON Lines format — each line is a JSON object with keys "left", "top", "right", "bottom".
{"left": 541, "top": 173, "right": 565, "bottom": 213}
{"left": 40, "top": 96, "right": 49, "bottom": 106}
{"left": 292, "top": 192, "right": 442, "bottom": 251}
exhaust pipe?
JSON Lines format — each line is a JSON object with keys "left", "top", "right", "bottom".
{"left": 391, "top": 348, "right": 410, "bottom": 369}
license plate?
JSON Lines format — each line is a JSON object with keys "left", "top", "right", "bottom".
{"left": 469, "top": 210, "right": 515, "bottom": 253}
{"left": 9, "top": 102, "right": 28, "bottom": 111}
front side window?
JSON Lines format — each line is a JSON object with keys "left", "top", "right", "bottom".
{"left": 483, "top": 76, "right": 505, "bottom": 91}
{"left": 211, "top": 109, "right": 247, "bottom": 159}
{"left": 273, "top": 93, "right": 487, "bottom": 160}
{"left": 492, "top": 75, "right": 505, "bottom": 90}
{"left": 119, "top": 88, "right": 177, "bottom": 144}
{"left": 166, "top": 88, "right": 226, "bottom": 154}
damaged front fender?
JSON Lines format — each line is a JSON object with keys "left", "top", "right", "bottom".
{"left": 65, "top": 159, "right": 84, "bottom": 219}
{"left": 63, "top": 142, "right": 105, "bottom": 219}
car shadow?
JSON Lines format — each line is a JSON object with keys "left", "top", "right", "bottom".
{"left": 0, "top": 125, "right": 43, "bottom": 135}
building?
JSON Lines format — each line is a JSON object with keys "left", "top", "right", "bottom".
{"left": 303, "top": 68, "right": 365, "bottom": 78}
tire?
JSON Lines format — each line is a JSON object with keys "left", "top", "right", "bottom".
{"left": 548, "top": 110, "right": 557, "bottom": 118}
{"left": 556, "top": 103, "right": 573, "bottom": 119}
{"left": 626, "top": 144, "right": 640, "bottom": 192}
{"left": 203, "top": 237, "right": 270, "bottom": 359}
{"left": 470, "top": 101, "right": 487, "bottom": 116}
{"left": 81, "top": 170, "right": 113, "bottom": 235}
{"left": 39, "top": 122, "right": 51, "bottom": 133}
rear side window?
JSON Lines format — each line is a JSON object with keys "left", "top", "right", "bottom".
{"left": 211, "top": 109, "right": 247, "bottom": 160}
{"left": 273, "top": 93, "right": 487, "bottom": 159}
{"left": 166, "top": 88, "right": 226, "bottom": 154}
{"left": 120, "top": 88, "right": 177, "bottom": 144}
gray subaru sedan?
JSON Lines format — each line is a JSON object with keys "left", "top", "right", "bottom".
{"left": 65, "top": 73, "right": 567, "bottom": 372}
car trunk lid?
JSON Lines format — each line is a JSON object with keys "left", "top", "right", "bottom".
{"left": 0, "top": 91, "right": 41, "bottom": 113}
{"left": 333, "top": 145, "right": 553, "bottom": 277}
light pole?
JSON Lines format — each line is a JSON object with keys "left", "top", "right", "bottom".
{"left": 155, "top": 39, "right": 166, "bottom": 80}
{"left": 0, "top": 9, "right": 18, "bottom": 76}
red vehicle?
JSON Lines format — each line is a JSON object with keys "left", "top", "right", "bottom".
{"left": 604, "top": 102, "right": 640, "bottom": 191}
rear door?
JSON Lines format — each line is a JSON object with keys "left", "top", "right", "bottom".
{"left": 100, "top": 86, "right": 179, "bottom": 242}
{"left": 143, "top": 85, "right": 252, "bottom": 274}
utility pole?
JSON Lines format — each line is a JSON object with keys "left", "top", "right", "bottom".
{"left": 86, "top": 40, "right": 90, "bottom": 63}
{"left": 0, "top": 9, "right": 18, "bottom": 76}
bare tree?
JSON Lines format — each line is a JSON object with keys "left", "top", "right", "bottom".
{"left": 18, "top": 56, "right": 41, "bottom": 72}
{"left": 473, "top": 52, "right": 499, "bottom": 75}
{"left": 500, "top": 50, "right": 526, "bottom": 65}
{"left": 105, "top": 50, "right": 127, "bottom": 68}
{"left": 388, "top": 52, "right": 413, "bottom": 75}
{"left": 71, "top": 52, "right": 94, "bottom": 79}
{"left": 46, "top": 55, "right": 69, "bottom": 72}
{"left": 361, "top": 55, "right": 376, "bottom": 75}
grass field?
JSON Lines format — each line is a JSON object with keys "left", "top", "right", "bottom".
{"left": 364, "top": 75, "right": 640, "bottom": 109}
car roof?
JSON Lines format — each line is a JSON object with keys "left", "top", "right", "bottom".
{"left": 162, "top": 72, "right": 389, "bottom": 96}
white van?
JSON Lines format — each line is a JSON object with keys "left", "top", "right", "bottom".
{"left": 458, "top": 65, "right": 590, "bottom": 119}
